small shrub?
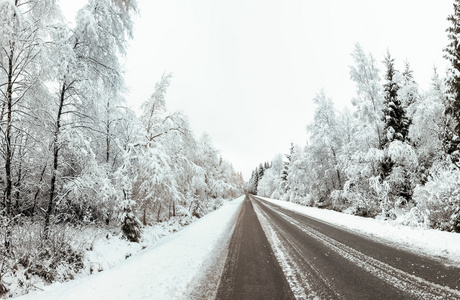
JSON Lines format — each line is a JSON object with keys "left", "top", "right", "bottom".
{"left": 413, "top": 163, "right": 460, "bottom": 231}
{"left": 120, "top": 201, "right": 142, "bottom": 243}
{"left": 0, "top": 220, "right": 86, "bottom": 298}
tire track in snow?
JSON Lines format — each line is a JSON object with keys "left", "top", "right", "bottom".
{"left": 253, "top": 199, "right": 339, "bottom": 299}
{"left": 252, "top": 196, "right": 460, "bottom": 299}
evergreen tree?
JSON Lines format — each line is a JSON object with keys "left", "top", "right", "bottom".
{"left": 264, "top": 161, "right": 271, "bottom": 170}
{"left": 280, "top": 143, "right": 294, "bottom": 193}
{"left": 120, "top": 192, "right": 142, "bottom": 243}
{"left": 382, "top": 50, "right": 409, "bottom": 147}
{"left": 253, "top": 169, "right": 259, "bottom": 194}
{"left": 380, "top": 51, "right": 413, "bottom": 208}
{"left": 256, "top": 163, "right": 265, "bottom": 194}
{"left": 444, "top": 0, "right": 460, "bottom": 158}
{"left": 398, "top": 60, "right": 419, "bottom": 110}
{"left": 258, "top": 163, "right": 265, "bottom": 180}
{"left": 248, "top": 168, "right": 259, "bottom": 194}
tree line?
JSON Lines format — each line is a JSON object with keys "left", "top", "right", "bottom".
{"left": 249, "top": 0, "right": 460, "bottom": 233}
{"left": 0, "top": 0, "right": 244, "bottom": 254}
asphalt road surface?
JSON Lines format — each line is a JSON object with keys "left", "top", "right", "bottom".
{"left": 215, "top": 195, "right": 295, "bottom": 300}
{"left": 216, "top": 195, "right": 460, "bottom": 299}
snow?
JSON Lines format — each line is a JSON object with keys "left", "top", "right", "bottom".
{"left": 15, "top": 195, "right": 245, "bottom": 300}
{"left": 258, "top": 196, "right": 460, "bottom": 266}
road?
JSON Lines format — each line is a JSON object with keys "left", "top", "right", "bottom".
{"left": 216, "top": 195, "right": 460, "bottom": 299}
{"left": 215, "top": 195, "right": 295, "bottom": 300}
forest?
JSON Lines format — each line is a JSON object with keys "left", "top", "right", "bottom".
{"left": 249, "top": 2, "right": 460, "bottom": 235}
{"left": 0, "top": 0, "right": 244, "bottom": 296}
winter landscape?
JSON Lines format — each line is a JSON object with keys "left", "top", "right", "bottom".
{"left": 1, "top": 0, "right": 460, "bottom": 299}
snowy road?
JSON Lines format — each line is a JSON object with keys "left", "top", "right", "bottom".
{"left": 216, "top": 195, "right": 295, "bottom": 299}
{"left": 218, "top": 195, "right": 460, "bottom": 299}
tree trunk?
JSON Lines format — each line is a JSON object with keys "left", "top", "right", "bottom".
{"left": 32, "top": 164, "right": 47, "bottom": 217}
{"left": 331, "top": 148, "right": 342, "bottom": 189}
{"left": 106, "top": 100, "right": 110, "bottom": 164}
{"left": 157, "top": 203, "right": 162, "bottom": 222}
{"left": 336, "top": 169, "right": 342, "bottom": 189}
{"left": 0, "top": 102, "right": 5, "bottom": 124}
{"left": 4, "top": 47, "right": 14, "bottom": 253}
{"left": 14, "top": 165, "right": 22, "bottom": 214}
{"left": 14, "top": 135, "right": 25, "bottom": 215}
{"left": 168, "top": 202, "right": 171, "bottom": 220}
{"left": 44, "top": 82, "right": 66, "bottom": 239}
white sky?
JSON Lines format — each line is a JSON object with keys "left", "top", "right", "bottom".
{"left": 62, "top": 0, "right": 452, "bottom": 180}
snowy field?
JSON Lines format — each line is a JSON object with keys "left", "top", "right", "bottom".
{"left": 14, "top": 196, "right": 244, "bottom": 300}
{"left": 259, "top": 196, "right": 460, "bottom": 266}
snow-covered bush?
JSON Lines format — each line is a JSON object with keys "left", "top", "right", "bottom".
{"left": 343, "top": 176, "right": 381, "bottom": 218}
{"left": 119, "top": 198, "right": 142, "bottom": 243}
{"left": 412, "top": 163, "right": 460, "bottom": 232}
{"left": 0, "top": 220, "right": 84, "bottom": 298}
{"left": 330, "top": 190, "right": 348, "bottom": 211}
{"left": 343, "top": 148, "right": 385, "bottom": 217}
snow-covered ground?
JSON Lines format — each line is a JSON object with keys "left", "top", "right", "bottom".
{"left": 14, "top": 195, "right": 244, "bottom": 300}
{"left": 259, "top": 196, "right": 460, "bottom": 266}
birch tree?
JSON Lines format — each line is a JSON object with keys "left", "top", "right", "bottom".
{"left": 0, "top": 0, "right": 59, "bottom": 252}
{"left": 43, "top": 0, "right": 137, "bottom": 237}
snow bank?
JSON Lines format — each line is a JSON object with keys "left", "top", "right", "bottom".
{"left": 15, "top": 196, "right": 245, "bottom": 300}
{"left": 82, "top": 220, "right": 184, "bottom": 275}
{"left": 259, "top": 196, "right": 460, "bottom": 266}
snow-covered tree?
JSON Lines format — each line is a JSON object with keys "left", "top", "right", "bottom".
{"left": 43, "top": 0, "right": 137, "bottom": 238}
{"left": 378, "top": 52, "right": 414, "bottom": 215}
{"left": 444, "top": 0, "right": 460, "bottom": 159}
{"left": 136, "top": 74, "right": 180, "bottom": 223}
{"left": 410, "top": 68, "right": 449, "bottom": 175}
{"left": 257, "top": 154, "right": 284, "bottom": 198}
{"left": 284, "top": 145, "right": 313, "bottom": 205}
{"left": 279, "top": 143, "right": 294, "bottom": 197}
{"left": 135, "top": 143, "right": 178, "bottom": 224}
{"left": 248, "top": 168, "right": 259, "bottom": 194}
{"left": 349, "top": 43, "right": 385, "bottom": 149}
{"left": 343, "top": 44, "right": 386, "bottom": 217}
{"left": 306, "top": 90, "right": 344, "bottom": 207}
{"left": 115, "top": 146, "right": 142, "bottom": 242}
{"left": 0, "top": 0, "right": 60, "bottom": 251}
{"left": 382, "top": 51, "right": 409, "bottom": 147}
{"left": 398, "top": 60, "right": 420, "bottom": 116}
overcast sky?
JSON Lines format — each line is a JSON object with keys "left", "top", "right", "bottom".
{"left": 63, "top": 0, "right": 453, "bottom": 180}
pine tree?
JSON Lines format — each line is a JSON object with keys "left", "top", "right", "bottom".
{"left": 248, "top": 169, "right": 259, "bottom": 194}
{"left": 399, "top": 60, "right": 419, "bottom": 110}
{"left": 382, "top": 50, "right": 409, "bottom": 147}
{"left": 280, "top": 143, "right": 294, "bottom": 193}
{"left": 258, "top": 163, "right": 265, "bottom": 180}
{"left": 380, "top": 51, "right": 412, "bottom": 207}
{"left": 444, "top": 0, "right": 460, "bottom": 158}
{"left": 120, "top": 191, "right": 142, "bottom": 243}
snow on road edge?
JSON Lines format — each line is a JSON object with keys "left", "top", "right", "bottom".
{"left": 15, "top": 195, "right": 245, "bottom": 300}
{"left": 258, "top": 196, "right": 460, "bottom": 266}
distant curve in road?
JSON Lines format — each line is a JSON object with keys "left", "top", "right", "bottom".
{"left": 215, "top": 195, "right": 460, "bottom": 300}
